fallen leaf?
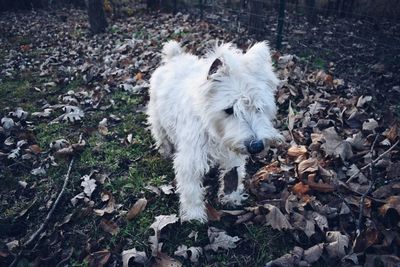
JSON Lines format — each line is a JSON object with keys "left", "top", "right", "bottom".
{"left": 159, "top": 184, "right": 174, "bottom": 195}
{"left": 263, "top": 204, "right": 292, "bottom": 231}
{"left": 206, "top": 202, "right": 221, "bottom": 221}
{"left": 379, "top": 196, "right": 400, "bottom": 216}
{"left": 297, "top": 158, "right": 318, "bottom": 179}
{"left": 265, "top": 246, "right": 303, "bottom": 267}
{"left": 81, "top": 174, "right": 97, "bottom": 198}
{"left": 321, "top": 127, "right": 353, "bottom": 161}
{"left": 326, "top": 231, "right": 349, "bottom": 258}
{"left": 149, "top": 214, "right": 179, "bottom": 256}
{"left": 99, "top": 219, "right": 120, "bottom": 235}
{"left": 204, "top": 227, "right": 240, "bottom": 251}
{"left": 121, "top": 248, "right": 147, "bottom": 266}
{"left": 287, "top": 145, "right": 307, "bottom": 159}
{"left": 126, "top": 198, "right": 147, "bottom": 220}
{"left": 303, "top": 243, "right": 324, "bottom": 264}
{"left": 292, "top": 182, "right": 310, "bottom": 195}
{"left": 86, "top": 250, "right": 110, "bottom": 267}
{"left": 362, "top": 118, "right": 378, "bottom": 131}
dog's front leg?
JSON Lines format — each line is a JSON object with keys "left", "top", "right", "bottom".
{"left": 174, "top": 147, "right": 208, "bottom": 222}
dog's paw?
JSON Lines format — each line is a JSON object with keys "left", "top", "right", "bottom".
{"left": 218, "top": 190, "right": 249, "bottom": 207}
{"left": 180, "top": 206, "right": 207, "bottom": 223}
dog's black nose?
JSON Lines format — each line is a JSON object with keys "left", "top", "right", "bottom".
{"left": 245, "top": 139, "right": 264, "bottom": 154}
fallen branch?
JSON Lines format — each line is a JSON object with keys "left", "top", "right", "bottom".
{"left": 10, "top": 135, "right": 82, "bottom": 267}
{"left": 346, "top": 139, "right": 399, "bottom": 184}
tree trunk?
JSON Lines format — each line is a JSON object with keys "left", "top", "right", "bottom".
{"left": 88, "top": 0, "right": 108, "bottom": 34}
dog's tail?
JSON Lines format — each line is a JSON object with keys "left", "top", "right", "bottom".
{"left": 162, "top": 40, "right": 183, "bottom": 60}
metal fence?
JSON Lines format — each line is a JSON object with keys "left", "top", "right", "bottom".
{"left": 151, "top": 0, "right": 400, "bottom": 97}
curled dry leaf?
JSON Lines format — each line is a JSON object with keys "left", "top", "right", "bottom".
{"left": 297, "top": 158, "right": 318, "bottom": 179}
{"left": 287, "top": 145, "right": 307, "bottom": 160}
{"left": 159, "top": 184, "right": 174, "bottom": 195}
{"left": 204, "top": 227, "right": 240, "bottom": 252}
{"left": 321, "top": 127, "right": 353, "bottom": 161}
{"left": 98, "top": 118, "right": 108, "bottom": 135}
{"left": 379, "top": 196, "right": 400, "bottom": 216}
{"left": 86, "top": 250, "right": 110, "bottom": 267}
{"left": 265, "top": 246, "right": 303, "bottom": 267}
{"left": 307, "top": 173, "right": 335, "bottom": 193}
{"left": 206, "top": 202, "right": 221, "bottom": 221}
{"left": 292, "top": 182, "right": 310, "bottom": 195}
{"left": 362, "top": 118, "right": 378, "bottom": 131}
{"left": 99, "top": 219, "right": 120, "bottom": 236}
{"left": 121, "top": 248, "right": 147, "bottom": 267}
{"left": 81, "top": 174, "right": 97, "bottom": 198}
{"left": 149, "top": 214, "right": 179, "bottom": 256}
{"left": 94, "top": 191, "right": 116, "bottom": 216}
{"left": 325, "top": 231, "right": 349, "bottom": 258}
{"left": 303, "top": 243, "right": 324, "bottom": 264}
{"left": 263, "top": 204, "right": 292, "bottom": 231}
{"left": 126, "top": 198, "right": 147, "bottom": 220}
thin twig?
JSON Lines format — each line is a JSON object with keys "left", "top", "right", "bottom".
{"left": 10, "top": 134, "right": 82, "bottom": 267}
{"left": 356, "top": 134, "right": 379, "bottom": 235}
{"left": 346, "top": 139, "right": 399, "bottom": 184}
{"left": 25, "top": 157, "right": 75, "bottom": 247}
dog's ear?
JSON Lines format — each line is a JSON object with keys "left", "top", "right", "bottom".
{"left": 207, "top": 58, "right": 223, "bottom": 79}
{"left": 245, "top": 42, "right": 272, "bottom": 65}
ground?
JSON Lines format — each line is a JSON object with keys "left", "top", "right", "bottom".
{"left": 0, "top": 6, "right": 399, "bottom": 267}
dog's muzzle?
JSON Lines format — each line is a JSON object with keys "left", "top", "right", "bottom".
{"left": 245, "top": 139, "right": 264, "bottom": 154}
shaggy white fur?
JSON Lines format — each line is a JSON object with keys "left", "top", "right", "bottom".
{"left": 147, "top": 40, "right": 281, "bottom": 222}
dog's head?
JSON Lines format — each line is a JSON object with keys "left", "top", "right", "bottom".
{"left": 199, "top": 42, "right": 282, "bottom": 155}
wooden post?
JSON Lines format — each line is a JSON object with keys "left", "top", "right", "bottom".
{"left": 276, "top": 0, "right": 285, "bottom": 50}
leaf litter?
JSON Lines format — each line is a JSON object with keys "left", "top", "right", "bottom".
{"left": 0, "top": 4, "right": 399, "bottom": 267}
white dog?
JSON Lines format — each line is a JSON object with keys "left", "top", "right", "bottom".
{"left": 147, "top": 40, "right": 281, "bottom": 222}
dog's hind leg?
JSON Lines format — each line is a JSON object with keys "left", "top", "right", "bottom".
{"left": 148, "top": 111, "right": 174, "bottom": 158}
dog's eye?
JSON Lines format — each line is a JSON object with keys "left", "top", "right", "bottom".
{"left": 224, "top": 107, "right": 234, "bottom": 115}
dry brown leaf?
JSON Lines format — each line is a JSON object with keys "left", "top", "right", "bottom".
{"left": 307, "top": 173, "right": 335, "bottom": 193}
{"left": 86, "top": 250, "right": 110, "bottom": 267}
{"left": 99, "top": 219, "right": 120, "bottom": 235}
{"left": 353, "top": 228, "right": 379, "bottom": 253}
{"left": 297, "top": 158, "right": 318, "bottom": 179}
{"left": 28, "top": 144, "right": 41, "bottom": 154}
{"left": 379, "top": 196, "right": 400, "bottom": 216}
{"left": 206, "top": 202, "right": 221, "bottom": 221}
{"left": 127, "top": 198, "right": 147, "bottom": 220}
{"left": 292, "top": 182, "right": 310, "bottom": 195}
{"left": 287, "top": 145, "right": 307, "bottom": 159}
